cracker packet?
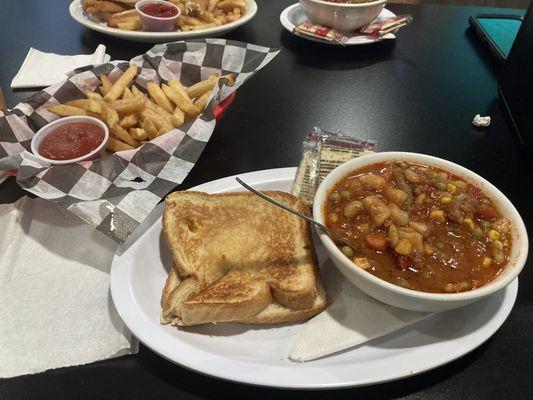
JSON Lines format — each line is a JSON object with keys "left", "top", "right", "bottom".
{"left": 292, "top": 128, "right": 376, "bottom": 204}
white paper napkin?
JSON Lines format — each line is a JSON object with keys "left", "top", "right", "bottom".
{"left": 0, "top": 197, "right": 134, "bottom": 378}
{"left": 289, "top": 263, "right": 432, "bottom": 362}
{"left": 11, "top": 45, "right": 111, "bottom": 89}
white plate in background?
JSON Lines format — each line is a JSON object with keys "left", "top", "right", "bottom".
{"left": 70, "top": 0, "right": 257, "bottom": 43}
{"left": 110, "top": 167, "right": 517, "bottom": 389}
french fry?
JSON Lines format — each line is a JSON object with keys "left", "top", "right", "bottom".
{"left": 65, "top": 99, "right": 102, "bottom": 114}
{"left": 144, "top": 97, "right": 174, "bottom": 123}
{"left": 122, "top": 86, "right": 133, "bottom": 99}
{"left": 181, "top": 16, "right": 203, "bottom": 26}
{"left": 100, "top": 74, "right": 112, "bottom": 95}
{"left": 104, "top": 64, "right": 138, "bottom": 101}
{"left": 188, "top": 22, "right": 217, "bottom": 30}
{"left": 164, "top": 81, "right": 199, "bottom": 117}
{"left": 110, "top": 125, "right": 139, "bottom": 147}
{"left": 85, "top": 91, "right": 103, "bottom": 100}
{"left": 224, "top": 13, "right": 242, "bottom": 22}
{"left": 119, "top": 114, "right": 138, "bottom": 128}
{"left": 186, "top": 76, "right": 218, "bottom": 98}
{"left": 131, "top": 85, "right": 143, "bottom": 96}
{"left": 107, "top": 9, "right": 140, "bottom": 28}
{"left": 217, "top": 0, "right": 246, "bottom": 11}
{"left": 101, "top": 102, "right": 119, "bottom": 128}
{"left": 221, "top": 73, "right": 236, "bottom": 87}
{"left": 129, "top": 127, "right": 147, "bottom": 141}
{"left": 143, "top": 108, "right": 173, "bottom": 133}
{"left": 107, "top": 137, "right": 134, "bottom": 152}
{"left": 157, "top": 127, "right": 171, "bottom": 137}
{"left": 118, "top": 20, "right": 141, "bottom": 31}
{"left": 200, "top": 11, "right": 215, "bottom": 23}
{"left": 141, "top": 117, "right": 158, "bottom": 140}
{"left": 172, "top": 106, "right": 185, "bottom": 127}
{"left": 193, "top": 91, "right": 210, "bottom": 114}
{"left": 113, "top": 95, "right": 146, "bottom": 114}
{"left": 85, "top": 0, "right": 128, "bottom": 14}
{"left": 146, "top": 82, "right": 174, "bottom": 113}
{"left": 48, "top": 104, "right": 88, "bottom": 117}
{"left": 208, "top": 0, "right": 219, "bottom": 12}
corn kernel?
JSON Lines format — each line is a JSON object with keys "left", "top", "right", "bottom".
{"left": 447, "top": 183, "right": 457, "bottom": 194}
{"left": 354, "top": 257, "right": 371, "bottom": 269}
{"left": 430, "top": 210, "right": 446, "bottom": 223}
{"left": 440, "top": 196, "right": 452, "bottom": 204}
{"left": 488, "top": 230, "right": 500, "bottom": 240}
{"left": 395, "top": 239, "right": 413, "bottom": 255}
{"left": 329, "top": 213, "right": 338, "bottom": 223}
{"left": 482, "top": 257, "right": 492, "bottom": 267}
{"left": 493, "top": 240, "right": 504, "bottom": 250}
{"left": 463, "top": 218, "right": 475, "bottom": 231}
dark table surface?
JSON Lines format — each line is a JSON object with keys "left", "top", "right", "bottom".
{"left": 1, "top": 0, "right": 532, "bottom": 399}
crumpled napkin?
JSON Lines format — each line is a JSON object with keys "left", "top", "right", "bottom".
{"left": 0, "top": 197, "right": 134, "bottom": 378}
{"left": 11, "top": 45, "right": 111, "bottom": 89}
{"left": 472, "top": 114, "right": 491, "bottom": 127}
{"left": 289, "top": 263, "right": 432, "bottom": 362}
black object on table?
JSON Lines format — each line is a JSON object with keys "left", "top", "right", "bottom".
{"left": 499, "top": 0, "right": 533, "bottom": 151}
{"left": 1, "top": 1, "right": 532, "bottom": 399}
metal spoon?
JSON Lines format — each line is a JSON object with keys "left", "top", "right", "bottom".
{"left": 235, "top": 177, "right": 356, "bottom": 250}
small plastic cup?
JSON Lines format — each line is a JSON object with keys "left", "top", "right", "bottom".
{"left": 30, "top": 116, "right": 109, "bottom": 165}
{"left": 135, "top": 0, "right": 180, "bottom": 32}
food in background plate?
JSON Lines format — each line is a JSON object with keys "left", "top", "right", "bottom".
{"left": 324, "top": 161, "right": 512, "bottom": 293}
{"left": 82, "top": 0, "right": 131, "bottom": 21}
{"left": 47, "top": 64, "right": 234, "bottom": 155}
{"left": 140, "top": 2, "right": 179, "bottom": 17}
{"left": 82, "top": 0, "right": 247, "bottom": 32}
{"left": 160, "top": 191, "right": 327, "bottom": 326}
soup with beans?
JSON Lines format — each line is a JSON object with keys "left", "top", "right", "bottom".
{"left": 324, "top": 161, "right": 512, "bottom": 293}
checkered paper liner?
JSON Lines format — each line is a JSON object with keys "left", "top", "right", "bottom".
{"left": 0, "top": 39, "right": 280, "bottom": 243}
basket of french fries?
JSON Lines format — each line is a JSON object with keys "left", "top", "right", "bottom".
{"left": 48, "top": 64, "right": 234, "bottom": 154}
{"left": 0, "top": 39, "right": 280, "bottom": 243}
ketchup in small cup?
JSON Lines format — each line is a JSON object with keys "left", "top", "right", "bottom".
{"left": 141, "top": 3, "right": 178, "bottom": 17}
{"left": 31, "top": 116, "right": 109, "bottom": 165}
{"left": 135, "top": 0, "right": 180, "bottom": 32}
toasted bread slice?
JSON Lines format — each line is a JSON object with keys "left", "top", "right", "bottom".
{"left": 180, "top": 269, "right": 272, "bottom": 325}
{"left": 236, "top": 273, "right": 327, "bottom": 324}
{"left": 161, "top": 190, "right": 326, "bottom": 326}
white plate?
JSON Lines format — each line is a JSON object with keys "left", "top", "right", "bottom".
{"left": 70, "top": 0, "right": 257, "bottom": 43}
{"left": 110, "top": 167, "right": 518, "bottom": 389}
{"left": 280, "top": 3, "right": 397, "bottom": 45}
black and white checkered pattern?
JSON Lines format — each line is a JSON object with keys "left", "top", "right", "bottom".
{"left": 0, "top": 39, "right": 280, "bottom": 243}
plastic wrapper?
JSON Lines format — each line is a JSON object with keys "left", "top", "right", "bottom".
{"left": 293, "top": 15, "right": 413, "bottom": 45}
{"left": 292, "top": 128, "right": 376, "bottom": 204}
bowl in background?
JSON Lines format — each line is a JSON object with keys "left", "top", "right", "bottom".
{"left": 299, "top": 0, "right": 388, "bottom": 32}
{"left": 313, "top": 152, "right": 528, "bottom": 312}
